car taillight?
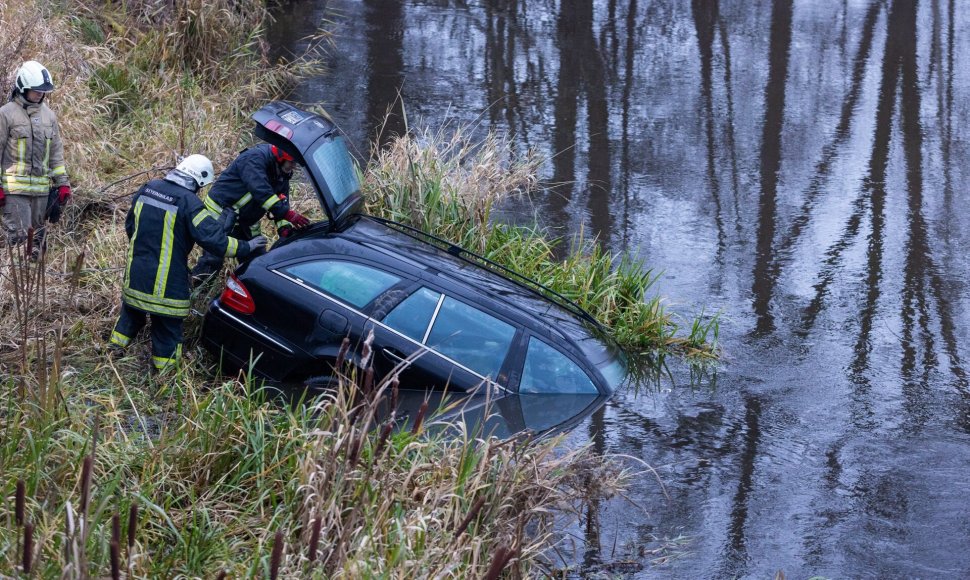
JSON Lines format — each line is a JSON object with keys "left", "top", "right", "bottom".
{"left": 220, "top": 273, "right": 255, "bottom": 314}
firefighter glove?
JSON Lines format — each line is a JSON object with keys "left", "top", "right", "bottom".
{"left": 46, "top": 187, "right": 62, "bottom": 223}
{"left": 283, "top": 210, "right": 310, "bottom": 228}
{"left": 57, "top": 185, "right": 72, "bottom": 204}
{"left": 278, "top": 225, "right": 293, "bottom": 239}
{"left": 0, "top": 187, "right": 5, "bottom": 209}
{"left": 246, "top": 235, "right": 268, "bottom": 254}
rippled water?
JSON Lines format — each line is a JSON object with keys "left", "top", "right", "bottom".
{"left": 270, "top": 1, "right": 970, "bottom": 577}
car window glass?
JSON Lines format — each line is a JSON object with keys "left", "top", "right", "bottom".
{"left": 282, "top": 260, "right": 400, "bottom": 308}
{"left": 426, "top": 297, "right": 515, "bottom": 378}
{"left": 382, "top": 287, "right": 442, "bottom": 341}
{"left": 520, "top": 337, "right": 598, "bottom": 394}
{"left": 311, "top": 136, "right": 359, "bottom": 205}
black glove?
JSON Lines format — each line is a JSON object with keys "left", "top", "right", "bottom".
{"left": 46, "top": 187, "right": 62, "bottom": 223}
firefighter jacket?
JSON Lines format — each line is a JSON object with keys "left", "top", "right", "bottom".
{"left": 203, "top": 143, "right": 291, "bottom": 227}
{"left": 0, "top": 92, "right": 69, "bottom": 196}
{"left": 122, "top": 172, "right": 251, "bottom": 318}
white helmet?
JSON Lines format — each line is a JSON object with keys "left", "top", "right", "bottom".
{"left": 176, "top": 154, "right": 215, "bottom": 187}
{"left": 15, "top": 61, "right": 54, "bottom": 93}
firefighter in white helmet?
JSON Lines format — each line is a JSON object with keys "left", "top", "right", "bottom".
{"left": 108, "top": 155, "right": 267, "bottom": 372}
{"left": 0, "top": 61, "right": 72, "bottom": 258}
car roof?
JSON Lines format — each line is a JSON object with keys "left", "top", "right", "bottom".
{"left": 266, "top": 217, "right": 619, "bottom": 366}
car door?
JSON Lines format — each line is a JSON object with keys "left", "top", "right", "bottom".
{"left": 271, "top": 257, "right": 407, "bottom": 381}
{"left": 373, "top": 287, "right": 520, "bottom": 395}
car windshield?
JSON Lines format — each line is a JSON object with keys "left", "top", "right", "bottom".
{"left": 310, "top": 136, "right": 359, "bottom": 205}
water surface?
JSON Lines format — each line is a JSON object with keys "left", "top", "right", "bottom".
{"left": 271, "top": 1, "right": 970, "bottom": 577}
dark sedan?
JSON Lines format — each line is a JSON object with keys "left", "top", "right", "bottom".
{"left": 201, "top": 102, "right": 627, "bottom": 408}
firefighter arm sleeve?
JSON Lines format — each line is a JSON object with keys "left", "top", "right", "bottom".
{"left": 189, "top": 206, "right": 251, "bottom": 259}
{"left": 266, "top": 193, "right": 291, "bottom": 221}
{"left": 48, "top": 120, "right": 69, "bottom": 187}
{"left": 240, "top": 156, "right": 282, "bottom": 216}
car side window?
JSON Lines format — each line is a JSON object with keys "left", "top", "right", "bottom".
{"left": 282, "top": 260, "right": 400, "bottom": 308}
{"left": 382, "top": 287, "right": 442, "bottom": 342}
{"left": 519, "top": 337, "right": 598, "bottom": 394}
{"left": 426, "top": 297, "right": 516, "bottom": 379}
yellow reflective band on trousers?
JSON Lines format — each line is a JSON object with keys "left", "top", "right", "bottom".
{"left": 122, "top": 287, "right": 190, "bottom": 317}
{"left": 152, "top": 345, "right": 182, "bottom": 370}
{"left": 110, "top": 330, "right": 131, "bottom": 348}
{"left": 153, "top": 210, "right": 176, "bottom": 298}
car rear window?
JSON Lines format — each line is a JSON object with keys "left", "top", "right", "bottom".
{"left": 519, "top": 337, "right": 598, "bottom": 394}
{"left": 282, "top": 260, "right": 400, "bottom": 308}
{"left": 311, "top": 136, "right": 360, "bottom": 205}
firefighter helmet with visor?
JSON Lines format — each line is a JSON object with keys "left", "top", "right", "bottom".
{"left": 15, "top": 61, "right": 55, "bottom": 94}
{"left": 175, "top": 154, "right": 215, "bottom": 188}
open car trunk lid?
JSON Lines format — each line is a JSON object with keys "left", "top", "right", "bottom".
{"left": 252, "top": 101, "right": 364, "bottom": 231}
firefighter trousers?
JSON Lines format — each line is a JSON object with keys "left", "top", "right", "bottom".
{"left": 110, "top": 303, "right": 184, "bottom": 371}
{"left": 1, "top": 194, "right": 47, "bottom": 258}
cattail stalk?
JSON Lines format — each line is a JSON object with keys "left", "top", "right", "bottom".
{"left": 335, "top": 338, "right": 350, "bottom": 370}
{"left": 411, "top": 400, "right": 429, "bottom": 435}
{"left": 269, "top": 529, "right": 284, "bottom": 580}
{"left": 390, "top": 377, "right": 399, "bottom": 411}
{"left": 483, "top": 544, "right": 510, "bottom": 580}
{"left": 15, "top": 479, "right": 25, "bottom": 526}
{"left": 453, "top": 496, "right": 487, "bottom": 538}
{"left": 307, "top": 517, "right": 322, "bottom": 562}
{"left": 110, "top": 540, "right": 121, "bottom": 580}
{"left": 22, "top": 521, "right": 34, "bottom": 574}
{"left": 79, "top": 455, "right": 93, "bottom": 518}
{"left": 374, "top": 421, "right": 394, "bottom": 457}
{"left": 127, "top": 502, "right": 138, "bottom": 576}
{"left": 127, "top": 502, "right": 138, "bottom": 549}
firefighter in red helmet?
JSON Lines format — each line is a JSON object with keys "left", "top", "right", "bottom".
{"left": 191, "top": 143, "right": 310, "bottom": 283}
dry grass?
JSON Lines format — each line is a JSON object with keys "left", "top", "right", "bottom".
{"left": 0, "top": 0, "right": 635, "bottom": 577}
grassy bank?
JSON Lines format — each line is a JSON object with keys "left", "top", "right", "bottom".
{"left": 1, "top": 0, "right": 710, "bottom": 577}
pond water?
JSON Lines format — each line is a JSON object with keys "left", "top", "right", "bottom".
{"left": 269, "top": 1, "right": 970, "bottom": 577}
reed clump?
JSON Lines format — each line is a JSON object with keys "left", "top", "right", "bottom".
{"left": 364, "top": 123, "right": 721, "bottom": 364}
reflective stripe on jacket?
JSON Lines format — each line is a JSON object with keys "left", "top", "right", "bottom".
{"left": 123, "top": 176, "right": 250, "bottom": 317}
{"left": 0, "top": 93, "right": 69, "bottom": 196}
{"left": 203, "top": 143, "right": 290, "bottom": 225}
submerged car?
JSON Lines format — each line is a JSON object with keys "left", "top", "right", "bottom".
{"left": 201, "top": 102, "right": 627, "bottom": 410}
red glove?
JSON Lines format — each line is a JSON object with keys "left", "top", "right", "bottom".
{"left": 283, "top": 210, "right": 310, "bottom": 228}
{"left": 0, "top": 186, "right": 5, "bottom": 208}
{"left": 57, "top": 185, "right": 72, "bottom": 204}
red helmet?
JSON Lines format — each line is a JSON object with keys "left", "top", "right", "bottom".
{"left": 271, "top": 145, "right": 294, "bottom": 164}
